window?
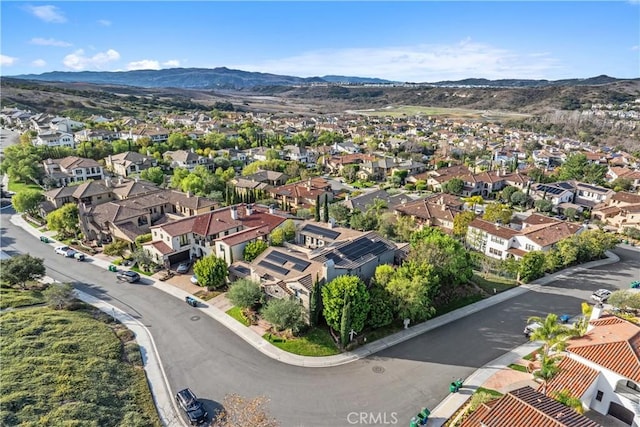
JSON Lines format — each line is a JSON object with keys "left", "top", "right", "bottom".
{"left": 179, "top": 234, "right": 189, "bottom": 247}
{"left": 490, "top": 236, "right": 504, "bottom": 245}
{"left": 489, "top": 248, "right": 502, "bottom": 257}
{"left": 525, "top": 244, "right": 535, "bottom": 251}
{"left": 595, "top": 390, "right": 603, "bottom": 402}
{"left": 627, "top": 381, "right": 640, "bottom": 392}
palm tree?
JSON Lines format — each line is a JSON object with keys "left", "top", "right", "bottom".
{"left": 533, "top": 352, "right": 561, "bottom": 395}
{"left": 527, "top": 313, "right": 578, "bottom": 357}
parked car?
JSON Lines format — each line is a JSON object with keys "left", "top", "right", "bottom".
{"left": 630, "top": 280, "right": 640, "bottom": 289}
{"left": 176, "top": 388, "right": 207, "bottom": 425}
{"left": 591, "top": 289, "right": 612, "bottom": 304}
{"left": 190, "top": 275, "right": 199, "bottom": 285}
{"left": 176, "top": 261, "right": 191, "bottom": 274}
{"left": 73, "top": 252, "right": 85, "bottom": 261}
{"left": 185, "top": 296, "right": 198, "bottom": 307}
{"left": 523, "top": 322, "right": 542, "bottom": 338}
{"left": 55, "top": 246, "right": 74, "bottom": 256}
{"left": 116, "top": 270, "right": 141, "bottom": 283}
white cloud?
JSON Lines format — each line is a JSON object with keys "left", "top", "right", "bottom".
{"left": 26, "top": 5, "right": 66, "bottom": 23}
{"left": 1, "top": 55, "right": 18, "bottom": 66}
{"left": 98, "top": 19, "right": 111, "bottom": 26}
{"left": 63, "top": 49, "right": 120, "bottom": 70}
{"left": 632, "top": 45, "right": 639, "bottom": 51}
{"left": 30, "top": 37, "right": 72, "bottom": 47}
{"left": 163, "top": 59, "right": 181, "bottom": 67}
{"left": 230, "top": 40, "right": 563, "bottom": 82}
{"left": 32, "top": 59, "right": 47, "bottom": 67}
{"left": 127, "top": 60, "right": 161, "bottom": 70}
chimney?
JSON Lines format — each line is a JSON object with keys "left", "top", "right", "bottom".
{"left": 47, "top": 158, "right": 53, "bottom": 164}
{"left": 231, "top": 206, "right": 238, "bottom": 220}
{"left": 345, "top": 195, "right": 350, "bottom": 201}
{"left": 108, "top": 154, "right": 113, "bottom": 163}
{"left": 187, "top": 191, "right": 192, "bottom": 198}
{"left": 269, "top": 205, "right": 275, "bottom": 215}
{"left": 104, "top": 178, "right": 110, "bottom": 188}
{"left": 247, "top": 204, "right": 253, "bottom": 216}
{"left": 587, "top": 304, "right": 603, "bottom": 332}
{"left": 147, "top": 149, "right": 151, "bottom": 156}
{"left": 118, "top": 177, "right": 123, "bottom": 185}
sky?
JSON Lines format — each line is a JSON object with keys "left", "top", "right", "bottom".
{"left": 1, "top": 1, "right": 639, "bottom": 82}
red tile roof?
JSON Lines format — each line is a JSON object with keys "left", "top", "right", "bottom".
{"left": 541, "top": 356, "right": 599, "bottom": 398}
{"left": 145, "top": 240, "right": 174, "bottom": 255}
{"left": 468, "top": 218, "right": 519, "bottom": 240}
{"left": 460, "top": 386, "right": 601, "bottom": 427}
{"left": 567, "top": 316, "right": 640, "bottom": 382}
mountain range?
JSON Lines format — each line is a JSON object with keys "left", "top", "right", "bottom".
{"left": 9, "top": 67, "right": 636, "bottom": 90}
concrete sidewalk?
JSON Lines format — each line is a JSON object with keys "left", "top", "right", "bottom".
{"left": 10, "top": 213, "right": 622, "bottom": 425}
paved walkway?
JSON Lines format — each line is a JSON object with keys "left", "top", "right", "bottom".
{"left": 9, "top": 213, "right": 622, "bottom": 426}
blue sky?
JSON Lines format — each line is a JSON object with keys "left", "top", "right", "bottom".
{"left": 1, "top": 1, "right": 638, "bottom": 81}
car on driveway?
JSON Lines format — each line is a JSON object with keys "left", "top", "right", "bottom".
{"left": 116, "top": 270, "right": 141, "bottom": 283}
{"left": 176, "top": 388, "right": 207, "bottom": 425}
{"left": 176, "top": 261, "right": 191, "bottom": 274}
{"left": 591, "top": 289, "right": 612, "bottom": 304}
{"left": 55, "top": 246, "right": 74, "bottom": 256}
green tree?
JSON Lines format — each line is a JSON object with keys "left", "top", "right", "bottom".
{"left": 349, "top": 210, "right": 378, "bottom": 231}
{"left": 282, "top": 220, "right": 296, "bottom": 242}
{"left": 131, "top": 248, "right": 154, "bottom": 271}
{"left": 167, "top": 133, "right": 189, "bottom": 150}
{"left": 139, "top": 166, "right": 165, "bottom": 186}
{"left": 103, "top": 239, "right": 130, "bottom": 257}
{"left": 367, "top": 285, "right": 394, "bottom": 329}
{"left": 43, "top": 283, "right": 75, "bottom": 310}
{"left": 340, "top": 298, "right": 352, "bottom": 347}
{"left": 373, "top": 264, "right": 396, "bottom": 288}
{"left": 227, "top": 278, "right": 262, "bottom": 309}
{"left": 519, "top": 251, "right": 546, "bottom": 283}
{"left": 180, "top": 173, "right": 205, "bottom": 195}
{"left": 12, "top": 189, "right": 43, "bottom": 215}
{"left": 558, "top": 154, "right": 588, "bottom": 181}
{"left": 135, "top": 233, "right": 152, "bottom": 248}
{"left": 243, "top": 240, "right": 269, "bottom": 262}
{"left": 552, "top": 390, "right": 584, "bottom": 414}
{"left": 314, "top": 195, "right": 321, "bottom": 221}
{"left": 0, "top": 254, "right": 46, "bottom": 288}
{"left": 0, "top": 142, "right": 43, "bottom": 184}
{"left": 321, "top": 275, "right": 370, "bottom": 333}
{"left": 527, "top": 313, "right": 577, "bottom": 356}
{"left": 483, "top": 203, "right": 513, "bottom": 224}
{"left": 193, "top": 255, "right": 228, "bottom": 290}
{"left": 309, "top": 277, "right": 322, "bottom": 327}
{"left": 261, "top": 298, "right": 305, "bottom": 332}
{"left": 341, "top": 164, "right": 359, "bottom": 183}
{"left": 395, "top": 215, "right": 416, "bottom": 242}
{"left": 608, "top": 290, "right": 640, "bottom": 312}
{"left": 270, "top": 228, "right": 284, "bottom": 246}
{"left": 462, "top": 195, "right": 484, "bottom": 211}
{"left": 442, "top": 178, "right": 464, "bottom": 195}
{"left": 329, "top": 203, "right": 351, "bottom": 226}
{"left": 564, "top": 207, "right": 577, "bottom": 220}
{"left": 453, "top": 211, "right": 476, "bottom": 237}
{"left": 46, "top": 203, "right": 79, "bottom": 238}
{"left": 534, "top": 199, "right": 553, "bottom": 213}
{"left": 510, "top": 190, "right": 528, "bottom": 206}
{"left": 385, "top": 263, "right": 436, "bottom": 322}
{"left": 501, "top": 186, "right": 517, "bottom": 203}
{"left": 323, "top": 194, "right": 329, "bottom": 223}
{"left": 169, "top": 167, "right": 190, "bottom": 189}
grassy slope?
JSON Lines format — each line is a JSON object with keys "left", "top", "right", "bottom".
{"left": 0, "top": 307, "right": 161, "bottom": 427}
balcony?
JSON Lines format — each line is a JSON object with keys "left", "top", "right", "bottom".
{"left": 615, "top": 380, "right": 640, "bottom": 404}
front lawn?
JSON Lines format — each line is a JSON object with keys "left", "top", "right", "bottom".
{"left": 472, "top": 273, "right": 518, "bottom": 295}
{"left": 508, "top": 363, "right": 529, "bottom": 373}
{"left": 0, "top": 306, "right": 161, "bottom": 426}
{"left": 264, "top": 327, "right": 340, "bottom": 357}
{"left": 226, "top": 306, "right": 250, "bottom": 326}
{"left": 7, "top": 181, "right": 42, "bottom": 193}
{"left": 0, "top": 286, "right": 46, "bottom": 309}
{"left": 130, "top": 265, "right": 154, "bottom": 276}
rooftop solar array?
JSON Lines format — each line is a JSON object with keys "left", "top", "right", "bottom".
{"left": 234, "top": 265, "right": 251, "bottom": 275}
{"left": 266, "top": 251, "right": 310, "bottom": 272}
{"left": 258, "top": 260, "right": 289, "bottom": 276}
{"left": 302, "top": 223, "right": 340, "bottom": 240}
{"left": 536, "top": 184, "right": 564, "bottom": 195}
{"left": 339, "top": 239, "right": 388, "bottom": 261}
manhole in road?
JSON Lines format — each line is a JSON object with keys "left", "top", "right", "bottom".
{"left": 190, "top": 316, "right": 200, "bottom": 321}
{"left": 372, "top": 366, "right": 385, "bottom": 374}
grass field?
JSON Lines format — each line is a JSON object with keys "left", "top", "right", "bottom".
{"left": 0, "top": 286, "right": 46, "bottom": 309}
{"left": 472, "top": 273, "right": 518, "bottom": 295}
{"left": 264, "top": 327, "right": 340, "bottom": 357}
{"left": 351, "top": 105, "right": 531, "bottom": 121}
{"left": 7, "top": 181, "right": 43, "bottom": 193}
{"left": 0, "top": 306, "right": 161, "bottom": 426}
{"left": 226, "top": 306, "right": 250, "bottom": 326}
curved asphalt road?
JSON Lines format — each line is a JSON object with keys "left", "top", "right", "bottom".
{"left": 2, "top": 207, "right": 638, "bottom": 427}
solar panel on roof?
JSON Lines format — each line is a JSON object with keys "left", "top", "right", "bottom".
{"left": 258, "top": 260, "right": 289, "bottom": 275}
{"left": 339, "top": 239, "right": 388, "bottom": 260}
{"left": 302, "top": 223, "right": 340, "bottom": 240}
{"left": 266, "top": 251, "right": 310, "bottom": 272}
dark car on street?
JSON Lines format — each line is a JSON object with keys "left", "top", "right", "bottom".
{"left": 116, "top": 270, "right": 141, "bottom": 283}
{"left": 176, "top": 388, "right": 207, "bottom": 425}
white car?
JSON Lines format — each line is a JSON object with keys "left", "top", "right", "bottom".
{"left": 190, "top": 275, "right": 199, "bottom": 285}
{"left": 591, "top": 289, "right": 612, "bottom": 304}
{"left": 523, "top": 322, "right": 542, "bottom": 338}
{"left": 55, "top": 246, "right": 74, "bottom": 257}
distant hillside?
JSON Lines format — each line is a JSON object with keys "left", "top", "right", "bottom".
{"left": 9, "top": 67, "right": 637, "bottom": 90}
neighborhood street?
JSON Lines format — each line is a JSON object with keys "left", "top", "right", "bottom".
{"left": 1, "top": 206, "right": 638, "bottom": 427}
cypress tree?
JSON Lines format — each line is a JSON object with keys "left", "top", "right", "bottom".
{"left": 340, "top": 297, "right": 352, "bottom": 349}
{"left": 323, "top": 194, "right": 329, "bottom": 223}
{"left": 315, "top": 194, "right": 321, "bottom": 222}
{"left": 309, "top": 276, "right": 321, "bottom": 327}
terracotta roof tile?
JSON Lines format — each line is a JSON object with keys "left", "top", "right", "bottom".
{"left": 541, "top": 356, "right": 599, "bottom": 398}
{"left": 468, "top": 218, "right": 519, "bottom": 240}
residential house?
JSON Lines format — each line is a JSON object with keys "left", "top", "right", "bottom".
{"left": 332, "top": 141, "right": 361, "bottom": 154}
{"left": 592, "top": 192, "right": 640, "bottom": 232}
{"left": 40, "top": 186, "right": 77, "bottom": 217}
{"left": 608, "top": 167, "right": 640, "bottom": 191}
{"left": 106, "top": 152, "right": 158, "bottom": 177}
{"left": 268, "top": 177, "right": 334, "bottom": 210}
{"left": 243, "top": 170, "right": 289, "bottom": 186}
{"left": 459, "top": 386, "right": 601, "bottom": 427}
{"left": 530, "top": 182, "right": 576, "bottom": 210}
{"left": 571, "top": 182, "right": 615, "bottom": 211}
{"left": 164, "top": 149, "right": 211, "bottom": 171}
{"left": 342, "top": 189, "right": 407, "bottom": 213}
{"left": 75, "top": 128, "right": 119, "bottom": 143}
{"left": 34, "top": 130, "right": 75, "bottom": 148}
{"left": 126, "top": 125, "right": 169, "bottom": 143}
{"left": 282, "top": 145, "right": 311, "bottom": 163}
{"left": 144, "top": 203, "right": 287, "bottom": 267}
{"left": 297, "top": 220, "right": 363, "bottom": 249}
{"left": 42, "top": 156, "right": 104, "bottom": 186}
{"left": 540, "top": 313, "right": 640, "bottom": 426}
{"left": 394, "top": 193, "right": 464, "bottom": 233}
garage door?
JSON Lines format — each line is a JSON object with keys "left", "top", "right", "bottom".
{"left": 608, "top": 402, "right": 633, "bottom": 425}
{"left": 168, "top": 250, "right": 190, "bottom": 265}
